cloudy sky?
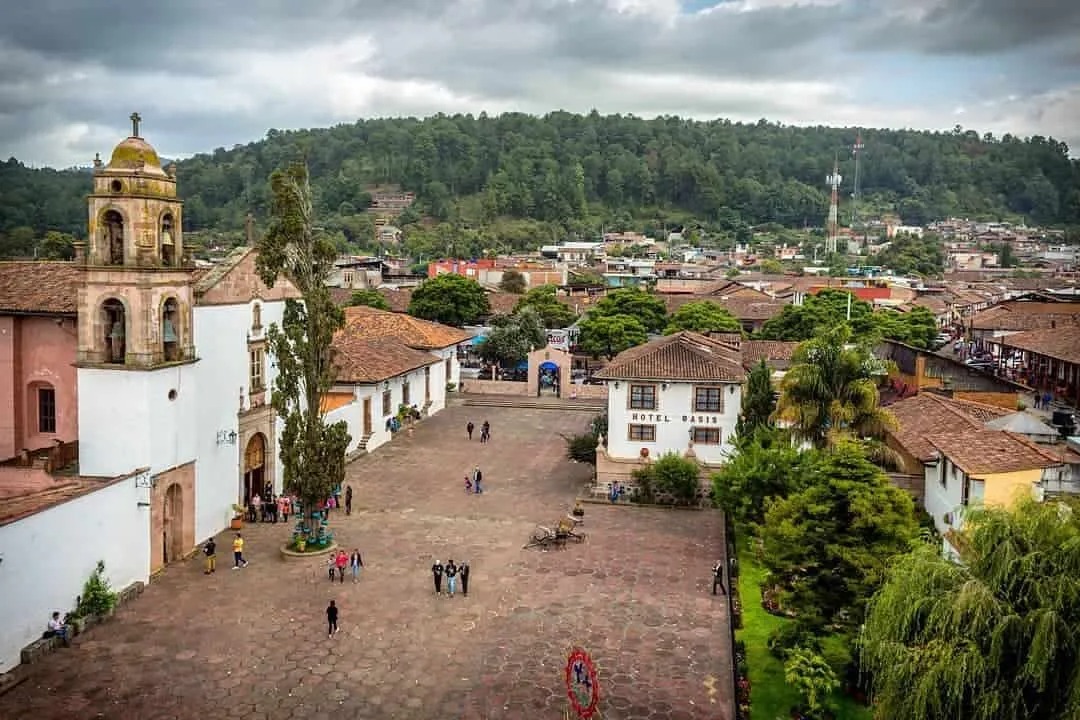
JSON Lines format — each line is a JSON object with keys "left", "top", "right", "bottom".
{"left": 2, "top": 0, "right": 1078, "bottom": 167}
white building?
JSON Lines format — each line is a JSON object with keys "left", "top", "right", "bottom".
{"left": 591, "top": 332, "right": 745, "bottom": 492}
{"left": 324, "top": 304, "right": 469, "bottom": 457}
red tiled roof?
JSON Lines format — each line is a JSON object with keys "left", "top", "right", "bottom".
{"left": 969, "top": 301, "right": 1080, "bottom": 331}
{"left": 0, "top": 468, "right": 115, "bottom": 526}
{"left": 996, "top": 326, "right": 1080, "bottom": 365}
{"left": 740, "top": 340, "right": 800, "bottom": 369}
{"left": 886, "top": 393, "right": 1012, "bottom": 462}
{"left": 0, "top": 261, "right": 81, "bottom": 315}
{"left": 593, "top": 331, "right": 746, "bottom": 382}
{"left": 340, "top": 304, "right": 470, "bottom": 350}
{"left": 331, "top": 337, "right": 438, "bottom": 384}
{"left": 660, "top": 294, "right": 787, "bottom": 321}
{"left": 925, "top": 428, "right": 1062, "bottom": 475}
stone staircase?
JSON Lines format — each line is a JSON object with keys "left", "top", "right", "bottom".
{"left": 461, "top": 395, "right": 606, "bottom": 412}
{"left": 357, "top": 432, "right": 374, "bottom": 451}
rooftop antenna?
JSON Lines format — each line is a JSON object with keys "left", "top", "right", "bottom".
{"left": 825, "top": 153, "right": 842, "bottom": 255}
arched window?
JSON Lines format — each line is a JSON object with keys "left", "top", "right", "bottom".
{"left": 160, "top": 213, "right": 175, "bottom": 266}
{"left": 101, "top": 299, "right": 126, "bottom": 363}
{"left": 102, "top": 210, "right": 124, "bottom": 265}
{"left": 162, "top": 298, "right": 179, "bottom": 361}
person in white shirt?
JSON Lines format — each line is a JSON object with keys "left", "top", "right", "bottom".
{"left": 47, "top": 612, "right": 69, "bottom": 646}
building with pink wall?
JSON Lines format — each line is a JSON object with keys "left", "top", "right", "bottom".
{"left": 0, "top": 262, "right": 82, "bottom": 462}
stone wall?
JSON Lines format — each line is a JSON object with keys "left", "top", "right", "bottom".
{"left": 594, "top": 449, "right": 716, "bottom": 505}
{"left": 952, "top": 390, "right": 1020, "bottom": 410}
{"left": 460, "top": 379, "right": 529, "bottom": 396}
{"left": 568, "top": 384, "right": 608, "bottom": 400}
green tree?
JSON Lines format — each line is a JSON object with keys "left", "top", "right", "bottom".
{"left": 862, "top": 498, "right": 1080, "bottom": 720}
{"left": 760, "top": 442, "right": 919, "bottom": 629}
{"left": 775, "top": 324, "right": 895, "bottom": 448}
{"left": 998, "top": 242, "right": 1016, "bottom": 268}
{"left": 513, "top": 285, "right": 577, "bottom": 329}
{"left": 255, "top": 162, "right": 351, "bottom": 537}
{"left": 562, "top": 413, "right": 608, "bottom": 465}
{"left": 711, "top": 428, "right": 820, "bottom": 527}
{"left": 735, "top": 359, "right": 776, "bottom": 438}
{"left": 876, "top": 233, "right": 945, "bottom": 276}
{"left": 784, "top": 647, "right": 840, "bottom": 720}
{"left": 632, "top": 452, "right": 701, "bottom": 505}
{"left": 408, "top": 273, "right": 490, "bottom": 326}
{"left": 498, "top": 269, "right": 527, "bottom": 294}
{"left": 874, "top": 306, "right": 938, "bottom": 349}
{"left": 663, "top": 300, "right": 741, "bottom": 334}
{"left": 759, "top": 258, "right": 784, "bottom": 275}
{"left": 40, "top": 230, "right": 75, "bottom": 260}
{"left": 347, "top": 288, "right": 390, "bottom": 310}
{"left": 591, "top": 287, "right": 668, "bottom": 333}
{"left": 758, "top": 289, "right": 878, "bottom": 342}
{"left": 577, "top": 313, "right": 647, "bottom": 359}
{"left": 478, "top": 307, "right": 546, "bottom": 366}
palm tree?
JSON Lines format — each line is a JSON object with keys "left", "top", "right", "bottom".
{"left": 774, "top": 324, "right": 895, "bottom": 448}
{"left": 861, "top": 498, "right": 1080, "bottom": 720}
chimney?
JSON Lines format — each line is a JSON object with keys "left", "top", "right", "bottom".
{"left": 72, "top": 241, "right": 87, "bottom": 265}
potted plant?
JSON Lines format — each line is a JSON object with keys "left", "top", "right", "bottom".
{"left": 230, "top": 504, "right": 245, "bottom": 530}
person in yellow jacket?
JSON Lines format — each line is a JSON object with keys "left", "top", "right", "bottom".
{"left": 232, "top": 533, "right": 248, "bottom": 569}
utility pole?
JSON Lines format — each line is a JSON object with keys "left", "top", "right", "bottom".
{"left": 825, "top": 154, "right": 842, "bottom": 255}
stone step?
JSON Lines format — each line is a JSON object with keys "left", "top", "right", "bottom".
{"left": 462, "top": 395, "right": 606, "bottom": 412}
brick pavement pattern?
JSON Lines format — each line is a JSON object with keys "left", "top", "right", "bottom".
{"left": 0, "top": 403, "right": 733, "bottom": 720}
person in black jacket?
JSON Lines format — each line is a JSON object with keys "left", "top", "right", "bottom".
{"left": 712, "top": 560, "right": 726, "bottom": 596}
{"left": 432, "top": 560, "right": 444, "bottom": 595}
{"left": 445, "top": 560, "right": 458, "bottom": 596}
{"left": 460, "top": 561, "right": 470, "bottom": 597}
{"left": 326, "top": 600, "right": 339, "bottom": 638}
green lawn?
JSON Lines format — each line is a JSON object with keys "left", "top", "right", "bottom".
{"left": 736, "top": 541, "right": 873, "bottom": 720}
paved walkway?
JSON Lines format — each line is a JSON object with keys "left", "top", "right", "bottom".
{"left": 0, "top": 404, "right": 733, "bottom": 720}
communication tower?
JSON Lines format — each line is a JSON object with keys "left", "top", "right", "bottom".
{"left": 825, "top": 155, "right": 842, "bottom": 254}
{"left": 851, "top": 132, "right": 864, "bottom": 229}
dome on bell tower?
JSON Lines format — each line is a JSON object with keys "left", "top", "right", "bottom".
{"left": 101, "top": 112, "right": 168, "bottom": 178}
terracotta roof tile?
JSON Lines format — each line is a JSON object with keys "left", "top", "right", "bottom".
{"left": 331, "top": 336, "right": 438, "bottom": 384}
{"left": 886, "top": 393, "right": 1010, "bottom": 462}
{"left": 192, "top": 247, "right": 254, "bottom": 294}
{"left": 340, "top": 304, "right": 470, "bottom": 350}
{"left": 593, "top": 331, "right": 746, "bottom": 382}
{"left": 925, "top": 428, "right": 1062, "bottom": 475}
{"left": 969, "top": 301, "right": 1080, "bottom": 331}
{"left": 660, "top": 294, "right": 787, "bottom": 321}
{"left": 996, "top": 326, "right": 1080, "bottom": 365}
{"left": 740, "top": 340, "right": 800, "bottom": 369}
{"left": 0, "top": 261, "right": 81, "bottom": 314}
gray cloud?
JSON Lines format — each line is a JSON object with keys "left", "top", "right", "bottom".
{"left": 0, "top": 0, "right": 1076, "bottom": 167}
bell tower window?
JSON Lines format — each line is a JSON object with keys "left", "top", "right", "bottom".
{"left": 162, "top": 298, "right": 179, "bottom": 361}
{"left": 102, "top": 210, "right": 125, "bottom": 265}
{"left": 160, "top": 213, "right": 176, "bottom": 266}
{"left": 102, "top": 299, "right": 126, "bottom": 364}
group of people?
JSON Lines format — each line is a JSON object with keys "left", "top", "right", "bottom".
{"left": 465, "top": 419, "right": 492, "bottom": 443}
{"left": 246, "top": 488, "right": 292, "bottom": 524}
{"left": 327, "top": 548, "right": 365, "bottom": 583}
{"left": 431, "top": 559, "right": 470, "bottom": 597}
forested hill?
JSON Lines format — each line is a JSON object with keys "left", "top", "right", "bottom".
{"left": 2, "top": 112, "right": 1079, "bottom": 250}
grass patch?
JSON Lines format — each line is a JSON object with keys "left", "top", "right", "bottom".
{"left": 736, "top": 540, "right": 872, "bottom": 720}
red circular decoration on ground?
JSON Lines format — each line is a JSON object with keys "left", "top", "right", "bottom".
{"left": 564, "top": 647, "right": 600, "bottom": 719}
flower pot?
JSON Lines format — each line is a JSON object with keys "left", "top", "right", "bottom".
{"left": 296, "top": 539, "right": 307, "bottom": 552}
{"left": 230, "top": 516, "right": 243, "bottom": 530}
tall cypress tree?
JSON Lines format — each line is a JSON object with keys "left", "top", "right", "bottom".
{"left": 736, "top": 359, "right": 775, "bottom": 438}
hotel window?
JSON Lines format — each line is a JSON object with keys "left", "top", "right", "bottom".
{"left": 403, "top": 381, "right": 411, "bottom": 406}
{"left": 382, "top": 389, "right": 392, "bottom": 416}
{"left": 628, "top": 424, "right": 656, "bottom": 442}
{"left": 629, "top": 384, "right": 656, "bottom": 410}
{"left": 249, "top": 345, "right": 265, "bottom": 391}
{"left": 38, "top": 387, "right": 57, "bottom": 434}
{"left": 694, "top": 386, "right": 723, "bottom": 413}
{"left": 692, "top": 427, "right": 721, "bottom": 445}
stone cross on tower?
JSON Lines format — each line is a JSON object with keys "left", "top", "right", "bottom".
{"left": 130, "top": 112, "right": 142, "bottom": 138}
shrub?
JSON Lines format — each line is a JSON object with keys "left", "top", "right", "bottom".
{"left": 784, "top": 647, "right": 840, "bottom": 719}
{"left": 633, "top": 452, "right": 701, "bottom": 505}
{"left": 767, "top": 622, "right": 821, "bottom": 660}
{"left": 77, "top": 560, "right": 118, "bottom": 617}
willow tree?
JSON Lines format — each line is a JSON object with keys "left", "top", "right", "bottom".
{"left": 774, "top": 324, "right": 895, "bottom": 449}
{"left": 255, "top": 162, "right": 351, "bottom": 534}
{"left": 861, "top": 498, "right": 1080, "bottom": 720}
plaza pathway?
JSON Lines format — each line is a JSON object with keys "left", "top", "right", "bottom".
{"left": 0, "top": 402, "right": 733, "bottom": 719}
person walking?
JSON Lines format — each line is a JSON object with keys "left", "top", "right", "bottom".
{"left": 326, "top": 600, "right": 339, "bottom": 638}
{"left": 345, "top": 485, "right": 353, "bottom": 516}
{"left": 432, "top": 559, "right": 444, "bottom": 595}
{"left": 232, "top": 533, "right": 248, "bottom": 569}
{"left": 203, "top": 537, "right": 217, "bottom": 574}
{"left": 335, "top": 549, "right": 349, "bottom": 583}
{"left": 466, "top": 421, "right": 475, "bottom": 440}
{"left": 350, "top": 548, "right": 364, "bottom": 582}
{"left": 472, "top": 466, "right": 483, "bottom": 494}
{"left": 445, "top": 559, "right": 458, "bottom": 597}
{"left": 251, "top": 493, "right": 262, "bottom": 523}
{"left": 460, "top": 561, "right": 470, "bottom": 597}
{"left": 327, "top": 554, "right": 338, "bottom": 582}
{"left": 712, "top": 560, "right": 726, "bottom": 596}
{"left": 480, "top": 420, "right": 490, "bottom": 443}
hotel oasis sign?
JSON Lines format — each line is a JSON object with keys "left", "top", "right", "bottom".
{"left": 630, "top": 413, "right": 722, "bottom": 424}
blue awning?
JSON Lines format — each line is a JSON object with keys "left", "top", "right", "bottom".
{"left": 539, "top": 361, "right": 558, "bottom": 371}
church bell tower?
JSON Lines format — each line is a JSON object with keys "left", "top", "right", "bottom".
{"left": 75, "top": 113, "right": 199, "bottom": 477}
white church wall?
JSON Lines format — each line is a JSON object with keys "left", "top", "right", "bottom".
{"left": 192, "top": 300, "right": 286, "bottom": 542}
{"left": 76, "top": 364, "right": 199, "bottom": 478}
{"left": 0, "top": 478, "right": 149, "bottom": 673}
